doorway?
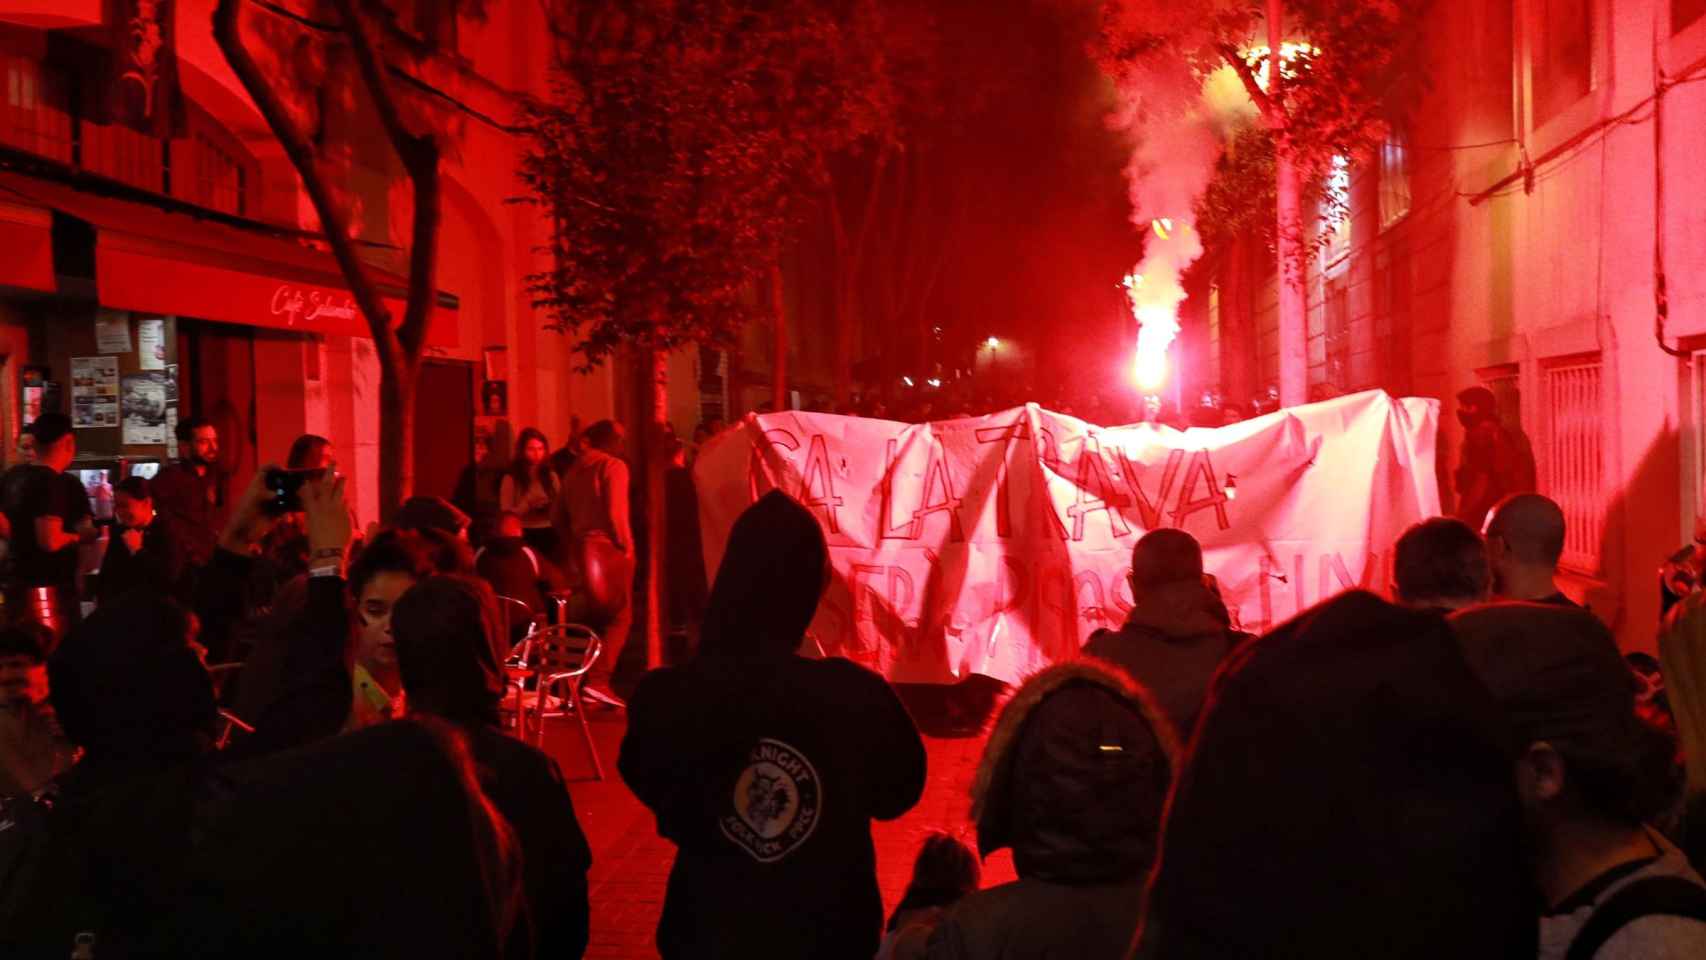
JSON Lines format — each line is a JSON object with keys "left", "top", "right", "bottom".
{"left": 415, "top": 359, "right": 474, "bottom": 500}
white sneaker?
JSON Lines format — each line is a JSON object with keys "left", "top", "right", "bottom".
{"left": 581, "top": 685, "right": 626, "bottom": 709}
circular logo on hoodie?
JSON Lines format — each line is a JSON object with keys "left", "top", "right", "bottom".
{"left": 721, "top": 738, "right": 821, "bottom": 863}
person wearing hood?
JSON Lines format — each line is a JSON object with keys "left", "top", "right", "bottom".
{"left": 618, "top": 489, "right": 927, "bottom": 960}
{"left": 1454, "top": 386, "right": 1536, "bottom": 528}
{"left": 926, "top": 659, "right": 1178, "bottom": 959}
{"left": 1083, "top": 529, "right": 1245, "bottom": 741}
{"left": 1139, "top": 591, "right": 1537, "bottom": 958}
{"left": 391, "top": 574, "right": 593, "bottom": 959}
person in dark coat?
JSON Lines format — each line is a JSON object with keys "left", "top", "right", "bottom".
{"left": 1082, "top": 529, "right": 1244, "bottom": 741}
{"left": 150, "top": 415, "right": 221, "bottom": 569}
{"left": 392, "top": 574, "right": 593, "bottom": 959}
{"left": 926, "top": 659, "right": 1178, "bottom": 960}
{"left": 619, "top": 490, "right": 927, "bottom": 960}
{"left": 1138, "top": 591, "right": 1536, "bottom": 959}
{"left": 95, "top": 475, "right": 187, "bottom": 607}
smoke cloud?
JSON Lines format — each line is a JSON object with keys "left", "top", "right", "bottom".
{"left": 1109, "top": 62, "right": 1256, "bottom": 390}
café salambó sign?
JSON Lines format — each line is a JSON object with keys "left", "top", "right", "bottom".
{"left": 268, "top": 284, "right": 366, "bottom": 335}
{"left": 694, "top": 390, "right": 1440, "bottom": 686}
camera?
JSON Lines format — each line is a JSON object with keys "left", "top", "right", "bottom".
{"left": 264, "top": 467, "right": 326, "bottom": 515}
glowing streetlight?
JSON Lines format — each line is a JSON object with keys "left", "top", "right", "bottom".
{"left": 986, "top": 336, "right": 1000, "bottom": 349}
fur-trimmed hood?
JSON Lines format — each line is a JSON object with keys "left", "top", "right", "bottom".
{"left": 969, "top": 659, "right": 1180, "bottom": 884}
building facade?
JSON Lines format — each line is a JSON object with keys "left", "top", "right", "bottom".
{"left": 1184, "top": 0, "right": 1706, "bottom": 651}
{"left": 0, "top": 0, "right": 621, "bottom": 526}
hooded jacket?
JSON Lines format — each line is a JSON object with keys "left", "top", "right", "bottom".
{"left": 1082, "top": 579, "right": 1244, "bottom": 742}
{"left": 1140, "top": 590, "right": 1537, "bottom": 959}
{"left": 619, "top": 490, "right": 927, "bottom": 960}
{"left": 926, "top": 660, "right": 1178, "bottom": 960}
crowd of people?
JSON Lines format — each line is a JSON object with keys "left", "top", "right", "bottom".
{"left": 2, "top": 395, "right": 1706, "bottom": 959}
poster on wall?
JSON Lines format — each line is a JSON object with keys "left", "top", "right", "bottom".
{"left": 165, "top": 364, "right": 179, "bottom": 458}
{"left": 70, "top": 356, "right": 119, "bottom": 429}
{"left": 21, "top": 366, "right": 56, "bottom": 427}
{"left": 95, "top": 311, "right": 132, "bottom": 354}
{"left": 137, "top": 317, "right": 166, "bottom": 370}
{"left": 121, "top": 372, "right": 170, "bottom": 445}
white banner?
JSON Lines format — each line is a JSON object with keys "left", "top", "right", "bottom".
{"left": 695, "top": 390, "right": 1440, "bottom": 685}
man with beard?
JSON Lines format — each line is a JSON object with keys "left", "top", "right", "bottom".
{"left": 151, "top": 416, "right": 220, "bottom": 569}
{"left": 1454, "top": 387, "right": 1536, "bottom": 529}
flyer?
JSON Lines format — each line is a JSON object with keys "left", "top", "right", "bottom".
{"left": 95, "top": 311, "right": 132, "bottom": 354}
{"left": 137, "top": 317, "right": 166, "bottom": 370}
{"left": 121, "top": 372, "right": 170, "bottom": 445}
{"left": 70, "top": 356, "right": 119, "bottom": 429}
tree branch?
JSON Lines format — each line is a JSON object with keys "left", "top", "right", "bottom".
{"left": 1218, "top": 42, "right": 1279, "bottom": 123}
{"left": 333, "top": 0, "right": 440, "bottom": 360}
{"left": 213, "top": 0, "right": 394, "bottom": 344}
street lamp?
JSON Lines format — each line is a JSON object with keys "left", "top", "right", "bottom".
{"left": 986, "top": 336, "right": 1000, "bottom": 349}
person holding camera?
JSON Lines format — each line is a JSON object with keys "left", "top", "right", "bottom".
{"left": 94, "top": 476, "right": 186, "bottom": 608}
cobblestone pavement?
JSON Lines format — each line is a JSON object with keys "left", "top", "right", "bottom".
{"left": 546, "top": 708, "right": 1015, "bottom": 960}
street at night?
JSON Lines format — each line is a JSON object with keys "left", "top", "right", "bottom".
{"left": 4, "top": 1, "right": 1706, "bottom": 958}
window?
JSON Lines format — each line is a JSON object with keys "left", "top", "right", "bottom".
{"left": 1323, "top": 274, "right": 1350, "bottom": 391}
{"left": 1532, "top": 0, "right": 1594, "bottom": 127}
{"left": 1678, "top": 0, "right": 1706, "bottom": 34}
{"left": 1320, "top": 154, "right": 1351, "bottom": 264}
{"left": 2, "top": 55, "right": 72, "bottom": 164}
{"left": 183, "top": 133, "right": 245, "bottom": 215}
{"left": 1541, "top": 357, "right": 1605, "bottom": 573}
{"left": 1378, "top": 137, "right": 1411, "bottom": 230}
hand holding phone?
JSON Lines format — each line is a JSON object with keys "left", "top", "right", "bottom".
{"left": 263, "top": 467, "right": 326, "bottom": 515}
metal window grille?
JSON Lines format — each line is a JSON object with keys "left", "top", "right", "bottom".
{"left": 1542, "top": 359, "right": 1604, "bottom": 573}
{"left": 2, "top": 56, "right": 72, "bottom": 164}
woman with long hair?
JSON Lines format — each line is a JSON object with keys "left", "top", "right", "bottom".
{"left": 499, "top": 427, "right": 559, "bottom": 563}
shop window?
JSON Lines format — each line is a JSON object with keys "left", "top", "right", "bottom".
{"left": 1677, "top": 0, "right": 1706, "bottom": 34}
{"left": 1541, "top": 356, "right": 1605, "bottom": 574}
{"left": 2, "top": 55, "right": 73, "bottom": 164}
{"left": 1531, "top": 0, "right": 1594, "bottom": 128}
{"left": 1378, "top": 137, "right": 1410, "bottom": 230}
{"left": 1320, "top": 154, "right": 1351, "bottom": 264}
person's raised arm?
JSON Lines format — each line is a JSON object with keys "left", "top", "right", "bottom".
{"left": 238, "top": 471, "right": 354, "bottom": 755}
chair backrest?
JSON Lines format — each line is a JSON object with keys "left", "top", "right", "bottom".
{"left": 494, "top": 595, "right": 537, "bottom": 648}
{"left": 533, "top": 624, "right": 600, "bottom": 677}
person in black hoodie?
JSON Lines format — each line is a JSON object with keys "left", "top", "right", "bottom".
{"left": 619, "top": 489, "right": 928, "bottom": 960}
{"left": 391, "top": 574, "right": 593, "bottom": 959}
{"left": 1138, "top": 590, "right": 1537, "bottom": 959}
{"left": 927, "top": 659, "right": 1178, "bottom": 959}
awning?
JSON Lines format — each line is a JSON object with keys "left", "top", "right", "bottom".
{"left": 0, "top": 195, "right": 54, "bottom": 293}
{"left": 0, "top": 171, "right": 459, "bottom": 347}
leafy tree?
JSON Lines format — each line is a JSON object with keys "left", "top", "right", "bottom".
{"left": 1098, "top": 0, "right": 1414, "bottom": 406}
{"left": 213, "top": 0, "right": 484, "bottom": 517}
{"left": 521, "top": 0, "right": 891, "bottom": 667}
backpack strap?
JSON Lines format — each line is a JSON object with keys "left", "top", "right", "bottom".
{"left": 1565, "top": 875, "right": 1706, "bottom": 960}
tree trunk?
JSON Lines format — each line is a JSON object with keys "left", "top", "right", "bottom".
{"left": 642, "top": 349, "right": 669, "bottom": 669}
{"left": 378, "top": 356, "right": 417, "bottom": 522}
{"left": 1274, "top": 152, "right": 1307, "bottom": 408}
{"left": 771, "top": 265, "right": 788, "bottom": 411}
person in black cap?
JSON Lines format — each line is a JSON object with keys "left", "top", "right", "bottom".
{"left": 928, "top": 659, "right": 1177, "bottom": 959}
{"left": 396, "top": 494, "right": 471, "bottom": 540}
{"left": 619, "top": 490, "right": 927, "bottom": 960}
{"left": 1453, "top": 603, "right": 1706, "bottom": 959}
{"left": 3, "top": 414, "right": 96, "bottom": 637}
{"left": 1139, "top": 590, "right": 1536, "bottom": 959}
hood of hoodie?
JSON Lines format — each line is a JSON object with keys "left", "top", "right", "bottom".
{"left": 1142, "top": 590, "right": 1535, "bottom": 959}
{"left": 699, "top": 490, "right": 828, "bottom": 659}
{"left": 970, "top": 659, "right": 1179, "bottom": 884}
{"left": 1125, "top": 579, "right": 1228, "bottom": 638}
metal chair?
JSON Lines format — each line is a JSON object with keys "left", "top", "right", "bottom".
{"left": 494, "top": 595, "right": 539, "bottom": 655}
{"left": 518, "top": 624, "right": 603, "bottom": 780}
{"left": 206, "top": 662, "right": 254, "bottom": 749}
